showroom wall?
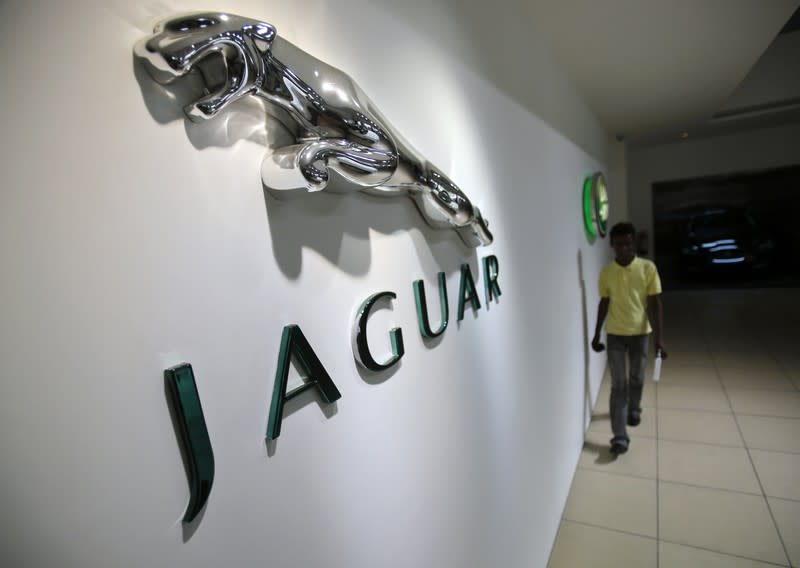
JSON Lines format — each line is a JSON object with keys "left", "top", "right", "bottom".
{"left": 628, "top": 122, "right": 800, "bottom": 256}
{"left": 0, "top": 1, "right": 613, "bottom": 566}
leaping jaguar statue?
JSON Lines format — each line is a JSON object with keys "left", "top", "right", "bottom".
{"left": 135, "top": 12, "right": 493, "bottom": 247}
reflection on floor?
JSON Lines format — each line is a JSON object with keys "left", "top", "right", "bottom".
{"left": 549, "top": 288, "right": 800, "bottom": 568}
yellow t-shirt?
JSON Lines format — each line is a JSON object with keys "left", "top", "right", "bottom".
{"left": 598, "top": 257, "right": 662, "bottom": 335}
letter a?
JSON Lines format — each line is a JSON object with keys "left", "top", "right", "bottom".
{"left": 267, "top": 325, "right": 342, "bottom": 440}
{"left": 457, "top": 263, "right": 481, "bottom": 321}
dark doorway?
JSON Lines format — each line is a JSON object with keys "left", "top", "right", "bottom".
{"left": 653, "top": 164, "right": 800, "bottom": 290}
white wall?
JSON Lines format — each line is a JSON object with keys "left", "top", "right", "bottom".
{"left": 0, "top": 1, "right": 612, "bottom": 566}
{"left": 606, "top": 139, "right": 629, "bottom": 225}
{"left": 628, "top": 122, "right": 800, "bottom": 255}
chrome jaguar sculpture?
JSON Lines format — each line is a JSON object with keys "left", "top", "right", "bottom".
{"left": 135, "top": 12, "right": 493, "bottom": 247}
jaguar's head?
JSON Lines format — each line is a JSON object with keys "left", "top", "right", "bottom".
{"left": 135, "top": 13, "right": 276, "bottom": 121}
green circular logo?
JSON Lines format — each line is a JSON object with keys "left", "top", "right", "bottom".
{"left": 583, "top": 172, "right": 609, "bottom": 239}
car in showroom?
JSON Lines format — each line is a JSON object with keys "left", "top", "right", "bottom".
{"left": 678, "top": 206, "right": 776, "bottom": 276}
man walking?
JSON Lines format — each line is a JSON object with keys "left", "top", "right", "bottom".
{"left": 591, "top": 222, "right": 667, "bottom": 455}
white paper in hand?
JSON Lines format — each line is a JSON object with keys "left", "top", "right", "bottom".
{"left": 652, "top": 352, "right": 663, "bottom": 383}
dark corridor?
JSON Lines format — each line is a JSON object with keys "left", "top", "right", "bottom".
{"left": 653, "top": 164, "right": 800, "bottom": 290}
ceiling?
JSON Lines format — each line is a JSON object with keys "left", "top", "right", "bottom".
{"left": 521, "top": 0, "right": 800, "bottom": 145}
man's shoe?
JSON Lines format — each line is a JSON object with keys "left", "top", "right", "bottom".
{"left": 627, "top": 409, "right": 642, "bottom": 427}
{"left": 609, "top": 436, "right": 629, "bottom": 455}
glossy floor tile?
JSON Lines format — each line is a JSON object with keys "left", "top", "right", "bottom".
{"left": 659, "top": 482, "right": 788, "bottom": 565}
{"left": 548, "top": 521, "right": 657, "bottom": 568}
{"left": 785, "top": 366, "right": 800, "bottom": 390}
{"left": 737, "top": 415, "right": 800, "bottom": 453}
{"left": 659, "top": 542, "right": 782, "bottom": 568}
{"left": 563, "top": 469, "right": 657, "bottom": 538}
{"left": 658, "top": 440, "right": 761, "bottom": 494}
{"left": 727, "top": 389, "right": 800, "bottom": 418}
{"left": 718, "top": 368, "right": 796, "bottom": 391}
{"left": 713, "top": 353, "right": 783, "bottom": 371}
{"left": 661, "top": 351, "right": 716, "bottom": 367}
{"left": 768, "top": 498, "right": 800, "bottom": 567}
{"left": 656, "top": 365, "right": 722, "bottom": 387}
{"left": 656, "top": 384, "right": 731, "bottom": 412}
{"left": 658, "top": 408, "right": 743, "bottom": 446}
{"left": 750, "top": 450, "right": 800, "bottom": 500}
{"left": 549, "top": 289, "right": 800, "bottom": 568}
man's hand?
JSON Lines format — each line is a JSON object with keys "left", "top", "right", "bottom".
{"left": 655, "top": 340, "right": 668, "bottom": 359}
{"left": 591, "top": 336, "right": 605, "bottom": 353}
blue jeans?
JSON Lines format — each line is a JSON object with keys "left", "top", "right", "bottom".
{"left": 607, "top": 334, "right": 649, "bottom": 440}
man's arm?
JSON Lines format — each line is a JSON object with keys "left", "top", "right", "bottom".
{"left": 647, "top": 294, "right": 668, "bottom": 358}
{"left": 591, "top": 297, "right": 610, "bottom": 352}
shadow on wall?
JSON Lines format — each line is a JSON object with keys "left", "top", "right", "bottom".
{"left": 265, "top": 388, "right": 339, "bottom": 457}
{"left": 379, "top": 0, "right": 609, "bottom": 164}
{"left": 132, "top": 55, "right": 479, "bottom": 280}
{"left": 577, "top": 250, "right": 592, "bottom": 430}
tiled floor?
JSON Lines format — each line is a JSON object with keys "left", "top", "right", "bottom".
{"left": 549, "top": 289, "right": 800, "bottom": 567}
